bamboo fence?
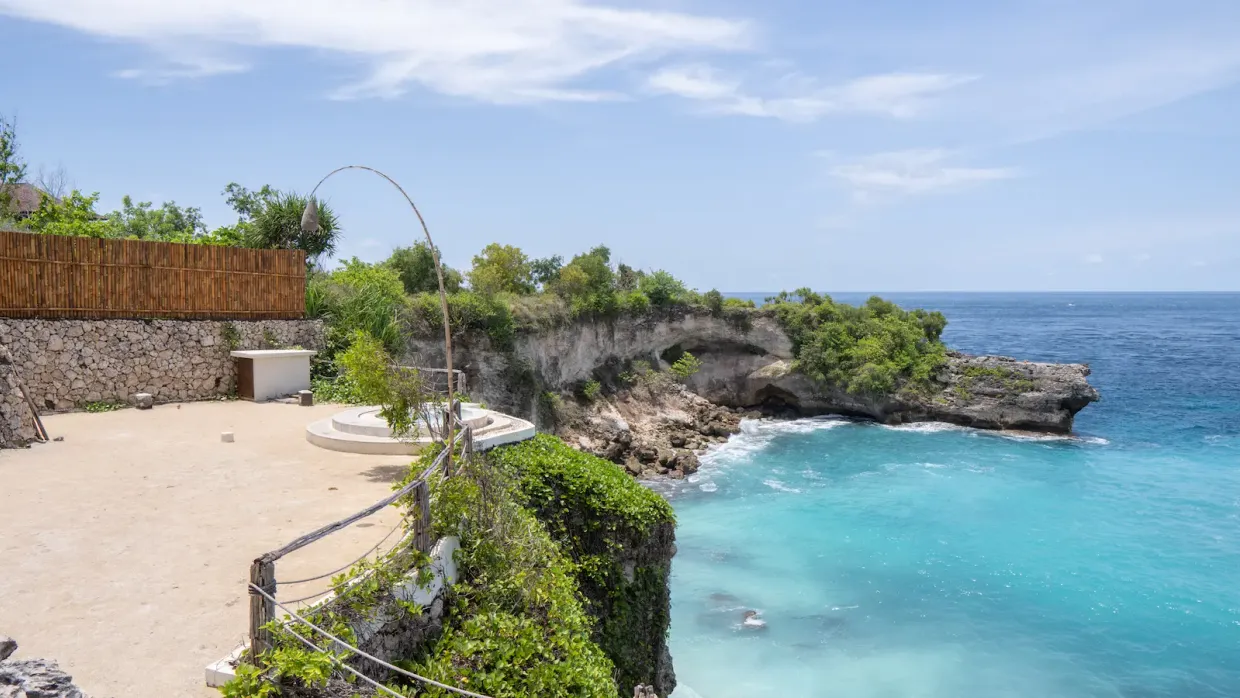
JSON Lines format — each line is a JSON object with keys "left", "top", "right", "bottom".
{"left": 0, "top": 230, "right": 305, "bottom": 320}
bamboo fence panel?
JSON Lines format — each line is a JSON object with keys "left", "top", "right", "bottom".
{"left": 0, "top": 230, "right": 306, "bottom": 319}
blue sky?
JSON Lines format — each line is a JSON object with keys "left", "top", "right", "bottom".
{"left": 2, "top": 0, "right": 1238, "bottom": 291}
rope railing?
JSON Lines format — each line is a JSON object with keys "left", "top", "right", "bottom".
{"left": 247, "top": 426, "right": 470, "bottom": 662}
{"left": 250, "top": 582, "right": 495, "bottom": 698}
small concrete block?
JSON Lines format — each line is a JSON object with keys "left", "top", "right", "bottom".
{"left": 298, "top": 390, "right": 314, "bottom": 407}
{"left": 221, "top": 432, "right": 235, "bottom": 443}
{"left": 133, "top": 392, "right": 154, "bottom": 409}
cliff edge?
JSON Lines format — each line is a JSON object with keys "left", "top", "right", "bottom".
{"left": 403, "top": 309, "right": 1099, "bottom": 436}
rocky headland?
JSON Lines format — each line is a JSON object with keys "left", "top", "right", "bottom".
{"left": 401, "top": 307, "right": 1100, "bottom": 478}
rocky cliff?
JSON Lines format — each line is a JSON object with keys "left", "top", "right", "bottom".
{"left": 401, "top": 309, "right": 1099, "bottom": 436}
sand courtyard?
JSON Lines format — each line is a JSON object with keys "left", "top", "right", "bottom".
{"left": 0, "top": 400, "right": 413, "bottom": 698}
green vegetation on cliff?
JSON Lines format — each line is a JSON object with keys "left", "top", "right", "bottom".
{"left": 305, "top": 237, "right": 952, "bottom": 404}
{"left": 408, "top": 445, "right": 616, "bottom": 698}
{"left": 492, "top": 435, "right": 677, "bottom": 696}
{"left": 765, "top": 290, "right": 949, "bottom": 395}
{"left": 407, "top": 434, "right": 675, "bottom": 698}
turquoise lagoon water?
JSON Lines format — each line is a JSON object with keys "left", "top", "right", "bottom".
{"left": 663, "top": 294, "right": 1240, "bottom": 698}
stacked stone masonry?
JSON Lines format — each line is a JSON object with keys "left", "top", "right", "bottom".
{"left": 0, "top": 319, "right": 324, "bottom": 448}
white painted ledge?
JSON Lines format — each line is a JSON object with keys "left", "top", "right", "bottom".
{"left": 229, "top": 350, "right": 317, "bottom": 359}
{"left": 205, "top": 536, "right": 460, "bottom": 689}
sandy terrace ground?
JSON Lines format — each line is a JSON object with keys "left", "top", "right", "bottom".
{"left": 0, "top": 400, "right": 415, "bottom": 698}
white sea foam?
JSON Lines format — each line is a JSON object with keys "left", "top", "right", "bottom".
{"left": 699, "top": 482, "right": 718, "bottom": 493}
{"left": 763, "top": 478, "right": 802, "bottom": 494}
{"left": 699, "top": 416, "right": 849, "bottom": 467}
{"left": 881, "top": 421, "right": 971, "bottom": 434}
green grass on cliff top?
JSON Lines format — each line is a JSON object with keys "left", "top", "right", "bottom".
{"left": 308, "top": 242, "right": 951, "bottom": 397}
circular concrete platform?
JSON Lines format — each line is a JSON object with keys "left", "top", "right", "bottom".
{"left": 306, "top": 404, "right": 536, "bottom": 455}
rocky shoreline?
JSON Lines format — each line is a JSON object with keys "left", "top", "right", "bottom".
{"left": 0, "top": 635, "right": 89, "bottom": 698}
{"left": 556, "top": 377, "right": 744, "bottom": 479}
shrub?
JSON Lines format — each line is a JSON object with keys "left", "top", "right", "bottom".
{"left": 769, "top": 293, "right": 948, "bottom": 395}
{"left": 405, "top": 447, "right": 617, "bottom": 698}
{"left": 637, "top": 270, "right": 687, "bottom": 307}
{"left": 406, "top": 290, "right": 516, "bottom": 350}
{"left": 553, "top": 246, "right": 617, "bottom": 317}
{"left": 581, "top": 379, "right": 602, "bottom": 402}
{"left": 335, "top": 331, "right": 436, "bottom": 439}
{"left": 617, "top": 289, "right": 650, "bottom": 314}
{"left": 668, "top": 352, "right": 703, "bottom": 381}
{"left": 703, "top": 289, "right": 725, "bottom": 315}
{"left": 492, "top": 435, "right": 676, "bottom": 695}
{"left": 309, "top": 258, "right": 408, "bottom": 360}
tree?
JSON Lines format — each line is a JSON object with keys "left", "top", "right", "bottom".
{"left": 385, "top": 243, "right": 463, "bottom": 295}
{"left": 530, "top": 255, "right": 563, "bottom": 288}
{"left": 34, "top": 164, "right": 72, "bottom": 200}
{"left": 616, "top": 263, "right": 642, "bottom": 292}
{"left": 25, "top": 191, "right": 119, "bottom": 238}
{"left": 0, "top": 113, "right": 27, "bottom": 219}
{"left": 216, "top": 183, "right": 339, "bottom": 264}
{"left": 468, "top": 243, "right": 535, "bottom": 295}
{"left": 554, "top": 245, "right": 616, "bottom": 314}
{"left": 109, "top": 195, "right": 206, "bottom": 242}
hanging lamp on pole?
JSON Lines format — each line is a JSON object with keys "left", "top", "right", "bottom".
{"left": 301, "top": 166, "right": 456, "bottom": 466}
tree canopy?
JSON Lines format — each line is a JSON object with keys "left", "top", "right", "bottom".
{"left": 469, "top": 243, "right": 535, "bottom": 295}
{"left": 384, "top": 242, "right": 463, "bottom": 295}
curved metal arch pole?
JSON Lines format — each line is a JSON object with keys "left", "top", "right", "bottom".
{"left": 308, "top": 165, "right": 456, "bottom": 464}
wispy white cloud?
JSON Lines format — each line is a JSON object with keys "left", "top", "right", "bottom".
{"left": 112, "top": 59, "right": 247, "bottom": 85}
{"left": 824, "top": 149, "right": 1017, "bottom": 201}
{"left": 0, "top": 0, "right": 750, "bottom": 103}
{"left": 646, "top": 64, "right": 972, "bottom": 122}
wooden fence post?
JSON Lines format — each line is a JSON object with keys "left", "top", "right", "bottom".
{"left": 413, "top": 481, "right": 432, "bottom": 554}
{"left": 249, "top": 556, "right": 276, "bottom": 663}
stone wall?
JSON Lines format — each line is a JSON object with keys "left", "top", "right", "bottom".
{"left": 1, "top": 344, "right": 39, "bottom": 449}
{"left": 0, "top": 318, "right": 324, "bottom": 448}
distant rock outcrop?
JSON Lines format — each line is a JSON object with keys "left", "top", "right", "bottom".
{"left": 403, "top": 308, "right": 1099, "bottom": 436}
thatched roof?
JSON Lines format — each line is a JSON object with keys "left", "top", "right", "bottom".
{"left": 1, "top": 183, "right": 56, "bottom": 217}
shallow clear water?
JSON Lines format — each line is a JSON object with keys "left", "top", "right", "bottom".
{"left": 664, "top": 293, "right": 1240, "bottom": 698}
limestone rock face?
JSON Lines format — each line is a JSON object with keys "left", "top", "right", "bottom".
{"left": 403, "top": 309, "right": 1099, "bottom": 436}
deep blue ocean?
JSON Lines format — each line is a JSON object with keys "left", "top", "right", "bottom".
{"left": 664, "top": 293, "right": 1240, "bottom": 698}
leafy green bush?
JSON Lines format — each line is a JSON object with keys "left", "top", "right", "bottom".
{"left": 406, "top": 290, "right": 515, "bottom": 350}
{"left": 492, "top": 435, "right": 676, "bottom": 695}
{"left": 308, "top": 258, "right": 409, "bottom": 360}
{"left": 553, "top": 246, "right": 619, "bottom": 317}
{"left": 405, "top": 447, "right": 617, "bottom": 698}
{"left": 723, "top": 297, "right": 755, "bottom": 310}
{"left": 581, "top": 379, "right": 602, "bottom": 402}
{"left": 768, "top": 292, "right": 948, "bottom": 394}
{"left": 384, "top": 243, "right": 464, "bottom": 295}
{"left": 638, "top": 270, "right": 688, "bottom": 307}
{"left": 334, "top": 331, "right": 436, "bottom": 439}
{"left": 617, "top": 289, "right": 651, "bottom": 314}
{"left": 669, "top": 352, "right": 703, "bottom": 381}
{"left": 703, "top": 289, "right": 725, "bottom": 315}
